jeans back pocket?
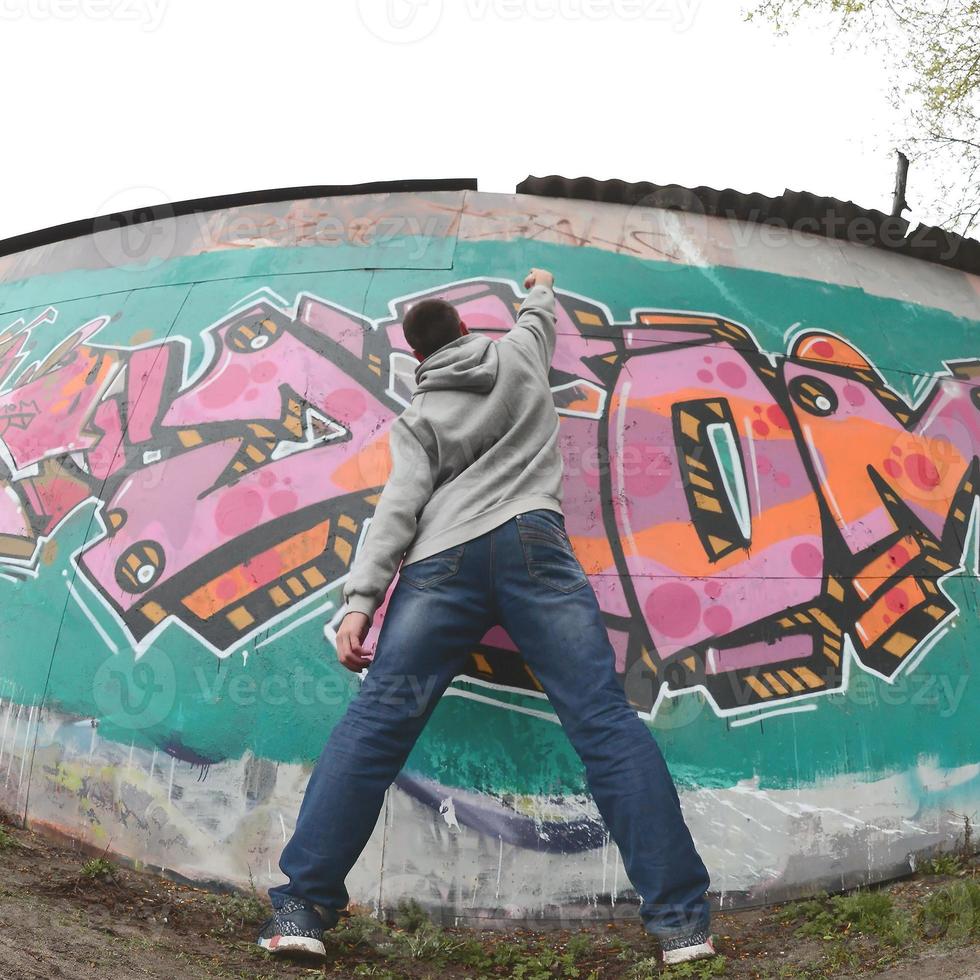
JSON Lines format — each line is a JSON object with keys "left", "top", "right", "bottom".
{"left": 516, "top": 511, "right": 588, "bottom": 593}
{"left": 399, "top": 544, "right": 465, "bottom": 589}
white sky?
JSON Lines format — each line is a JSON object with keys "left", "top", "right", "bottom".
{"left": 0, "top": 0, "right": 913, "bottom": 242}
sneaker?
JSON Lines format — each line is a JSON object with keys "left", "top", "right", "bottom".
{"left": 256, "top": 898, "right": 330, "bottom": 957}
{"left": 661, "top": 929, "right": 717, "bottom": 965}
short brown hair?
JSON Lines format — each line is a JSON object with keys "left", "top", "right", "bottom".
{"left": 402, "top": 299, "right": 462, "bottom": 360}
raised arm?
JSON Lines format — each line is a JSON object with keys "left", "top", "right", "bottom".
{"left": 502, "top": 267, "right": 557, "bottom": 371}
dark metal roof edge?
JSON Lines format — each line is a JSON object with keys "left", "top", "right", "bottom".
{"left": 0, "top": 178, "right": 479, "bottom": 260}
{"left": 516, "top": 175, "right": 980, "bottom": 278}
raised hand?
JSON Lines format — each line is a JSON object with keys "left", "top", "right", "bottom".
{"left": 523, "top": 267, "right": 555, "bottom": 290}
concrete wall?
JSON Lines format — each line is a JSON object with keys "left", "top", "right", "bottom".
{"left": 0, "top": 189, "right": 977, "bottom": 925}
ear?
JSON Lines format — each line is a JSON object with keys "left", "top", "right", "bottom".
{"left": 459, "top": 320, "right": 469, "bottom": 336}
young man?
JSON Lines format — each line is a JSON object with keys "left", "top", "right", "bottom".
{"left": 259, "top": 269, "right": 715, "bottom": 965}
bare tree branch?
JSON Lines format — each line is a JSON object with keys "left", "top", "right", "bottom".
{"left": 746, "top": 0, "right": 980, "bottom": 234}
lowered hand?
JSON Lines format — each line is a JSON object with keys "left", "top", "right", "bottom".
{"left": 334, "top": 611, "right": 372, "bottom": 672}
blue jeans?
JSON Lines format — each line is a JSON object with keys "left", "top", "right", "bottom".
{"left": 269, "top": 509, "right": 711, "bottom": 939}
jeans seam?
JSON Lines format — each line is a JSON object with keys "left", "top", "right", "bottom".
{"left": 517, "top": 530, "right": 589, "bottom": 594}
{"left": 527, "top": 569, "right": 589, "bottom": 593}
{"left": 519, "top": 530, "right": 569, "bottom": 547}
{"left": 400, "top": 545, "right": 464, "bottom": 589}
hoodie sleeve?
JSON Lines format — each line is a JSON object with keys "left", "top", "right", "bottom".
{"left": 341, "top": 416, "right": 436, "bottom": 623}
{"left": 502, "top": 283, "right": 557, "bottom": 371}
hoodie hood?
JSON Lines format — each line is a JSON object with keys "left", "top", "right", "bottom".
{"left": 414, "top": 333, "right": 499, "bottom": 395}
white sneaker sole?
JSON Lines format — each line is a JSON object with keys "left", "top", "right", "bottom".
{"left": 257, "top": 934, "right": 326, "bottom": 957}
{"left": 663, "top": 939, "right": 717, "bottom": 965}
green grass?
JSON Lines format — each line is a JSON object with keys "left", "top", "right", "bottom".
{"left": 323, "top": 910, "right": 607, "bottom": 976}
{"left": 246, "top": 860, "right": 980, "bottom": 979}
{"left": 444, "top": 934, "right": 582, "bottom": 977}
{"left": 919, "top": 853, "right": 965, "bottom": 876}
{"left": 203, "top": 891, "right": 268, "bottom": 934}
{"left": 392, "top": 897, "right": 430, "bottom": 932}
{"left": 766, "top": 873, "right": 980, "bottom": 978}
{"left": 919, "top": 880, "right": 980, "bottom": 940}
{"left": 0, "top": 826, "right": 18, "bottom": 850}
{"left": 79, "top": 857, "right": 116, "bottom": 879}
{"left": 331, "top": 913, "right": 393, "bottom": 950}
{"left": 401, "top": 923, "right": 466, "bottom": 962}
{"left": 780, "top": 890, "right": 912, "bottom": 947}
{"left": 351, "top": 966, "right": 399, "bottom": 978}
{"left": 629, "top": 955, "right": 727, "bottom": 979}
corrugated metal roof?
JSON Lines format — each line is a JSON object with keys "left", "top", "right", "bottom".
{"left": 517, "top": 175, "right": 980, "bottom": 277}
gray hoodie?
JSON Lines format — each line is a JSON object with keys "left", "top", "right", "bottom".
{"left": 341, "top": 283, "right": 563, "bottom": 622}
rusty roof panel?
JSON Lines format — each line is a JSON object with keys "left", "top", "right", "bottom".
{"left": 516, "top": 174, "right": 980, "bottom": 277}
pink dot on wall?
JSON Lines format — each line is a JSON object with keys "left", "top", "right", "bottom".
{"left": 245, "top": 550, "right": 284, "bottom": 584}
{"left": 752, "top": 420, "right": 770, "bottom": 438}
{"left": 888, "top": 544, "right": 909, "bottom": 567}
{"left": 322, "top": 388, "right": 368, "bottom": 423}
{"left": 791, "top": 542, "right": 823, "bottom": 577}
{"left": 885, "top": 586, "right": 909, "bottom": 614}
{"left": 250, "top": 361, "right": 278, "bottom": 383}
{"left": 766, "top": 405, "right": 791, "bottom": 429}
{"left": 697, "top": 370, "right": 713, "bottom": 384}
{"left": 245, "top": 389, "right": 259, "bottom": 401}
{"left": 775, "top": 472, "right": 791, "bottom": 488}
{"left": 215, "top": 577, "right": 238, "bottom": 601}
{"left": 199, "top": 364, "right": 250, "bottom": 409}
{"left": 904, "top": 452, "right": 941, "bottom": 490}
{"left": 883, "top": 458, "right": 902, "bottom": 479}
{"left": 810, "top": 340, "right": 834, "bottom": 358}
{"left": 269, "top": 490, "right": 298, "bottom": 517}
{"left": 646, "top": 583, "right": 701, "bottom": 639}
{"left": 215, "top": 488, "right": 264, "bottom": 537}
{"left": 705, "top": 580, "right": 723, "bottom": 600}
{"left": 703, "top": 604, "right": 733, "bottom": 635}
{"left": 623, "top": 446, "right": 673, "bottom": 497}
{"left": 717, "top": 362, "right": 746, "bottom": 389}
{"left": 843, "top": 383, "right": 865, "bottom": 407}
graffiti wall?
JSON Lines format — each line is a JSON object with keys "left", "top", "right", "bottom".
{"left": 0, "top": 189, "right": 977, "bottom": 922}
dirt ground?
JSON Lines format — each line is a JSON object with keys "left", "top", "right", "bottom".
{"left": 0, "top": 812, "right": 978, "bottom": 980}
